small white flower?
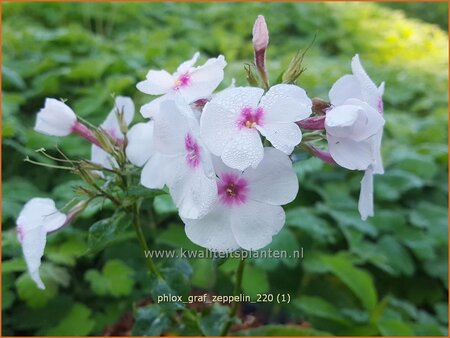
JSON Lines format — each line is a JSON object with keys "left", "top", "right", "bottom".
{"left": 201, "top": 84, "right": 312, "bottom": 171}
{"left": 34, "top": 98, "right": 77, "bottom": 136}
{"left": 91, "top": 96, "right": 135, "bottom": 170}
{"left": 16, "top": 198, "right": 67, "bottom": 289}
{"left": 126, "top": 99, "right": 217, "bottom": 219}
{"left": 325, "top": 54, "right": 385, "bottom": 220}
{"left": 153, "top": 100, "right": 217, "bottom": 219}
{"left": 137, "top": 52, "right": 227, "bottom": 118}
{"left": 182, "top": 148, "right": 298, "bottom": 251}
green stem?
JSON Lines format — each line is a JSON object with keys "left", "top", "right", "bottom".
{"left": 220, "top": 259, "right": 246, "bottom": 336}
{"left": 132, "top": 200, "right": 161, "bottom": 278}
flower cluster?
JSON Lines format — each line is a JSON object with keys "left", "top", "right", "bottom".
{"left": 17, "top": 15, "right": 385, "bottom": 288}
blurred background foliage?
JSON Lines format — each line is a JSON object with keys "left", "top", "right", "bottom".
{"left": 2, "top": 2, "right": 448, "bottom": 336}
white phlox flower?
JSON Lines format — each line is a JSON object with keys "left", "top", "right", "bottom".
{"left": 34, "top": 98, "right": 77, "bottom": 136}
{"left": 182, "top": 147, "right": 298, "bottom": 252}
{"left": 16, "top": 198, "right": 67, "bottom": 289}
{"left": 325, "top": 54, "right": 385, "bottom": 220}
{"left": 200, "top": 84, "right": 312, "bottom": 171}
{"left": 137, "top": 52, "right": 227, "bottom": 118}
{"left": 126, "top": 99, "right": 217, "bottom": 219}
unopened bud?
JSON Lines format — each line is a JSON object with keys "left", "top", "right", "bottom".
{"left": 93, "top": 128, "right": 115, "bottom": 154}
{"left": 297, "top": 116, "right": 325, "bottom": 130}
{"left": 282, "top": 50, "right": 306, "bottom": 84}
{"left": 244, "top": 64, "right": 259, "bottom": 87}
{"left": 252, "top": 15, "right": 269, "bottom": 52}
{"left": 72, "top": 121, "right": 101, "bottom": 147}
{"left": 252, "top": 15, "right": 269, "bottom": 89}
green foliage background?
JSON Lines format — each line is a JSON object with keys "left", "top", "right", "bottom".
{"left": 2, "top": 2, "right": 448, "bottom": 336}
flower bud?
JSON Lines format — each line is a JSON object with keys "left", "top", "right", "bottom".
{"left": 244, "top": 64, "right": 259, "bottom": 87}
{"left": 34, "top": 98, "right": 77, "bottom": 136}
{"left": 297, "top": 116, "right": 325, "bottom": 130}
{"left": 252, "top": 15, "right": 269, "bottom": 89}
{"left": 252, "top": 15, "right": 269, "bottom": 53}
{"left": 282, "top": 51, "right": 306, "bottom": 84}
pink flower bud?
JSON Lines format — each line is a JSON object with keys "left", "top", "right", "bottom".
{"left": 72, "top": 121, "right": 101, "bottom": 147}
{"left": 252, "top": 15, "right": 269, "bottom": 52}
{"left": 297, "top": 116, "right": 325, "bottom": 130}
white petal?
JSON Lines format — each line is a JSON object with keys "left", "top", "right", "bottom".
{"left": 176, "top": 52, "right": 200, "bottom": 75}
{"left": 351, "top": 54, "right": 380, "bottom": 110}
{"left": 211, "top": 86, "right": 264, "bottom": 115}
{"left": 259, "top": 84, "right": 312, "bottom": 123}
{"left": 34, "top": 98, "right": 77, "bottom": 137}
{"left": 178, "top": 55, "right": 227, "bottom": 103}
{"left": 358, "top": 167, "right": 374, "bottom": 220}
{"left": 136, "top": 70, "right": 174, "bottom": 95}
{"left": 169, "top": 165, "right": 218, "bottom": 219}
{"left": 328, "top": 74, "right": 362, "bottom": 106}
{"left": 344, "top": 98, "right": 385, "bottom": 141}
{"left": 125, "top": 122, "right": 155, "bottom": 167}
{"left": 200, "top": 101, "right": 241, "bottom": 156}
{"left": 91, "top": 144, "right": 117, "bottom": 170}
{"left": 182, "top": 205, "right": 239, "bottom": 252}
{"left": 17, "top": 198, "right": 66, "bottom": 233}
{"left": 221, "top": 129, "right": 264, "bottom": 171}
{"left": 153, "top": 100, "right": 191, "bottom": 155}
{"left": 257, "top": 122, "right": 302, "bottom": 154}
{"left": 327, "top": 135, "right": 373, "bottom": 170}
{"left": 243, "top": 147, "right": 298, "bottom": 205}
{"left": 21, "top": 226, "right": 47, "bottom": 289}
{"left": 230, "top": 201, "right": 285, "bottom": 250}
{"left": 140, "top": 153, "right": 179, "bottom": 189}
{"left": 372, "top": 130, "right": 384, "bottom": 175}
{"left": 140, "top": 94, "right": 172, "bottom": 119}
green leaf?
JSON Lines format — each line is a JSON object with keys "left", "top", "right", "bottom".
{"left": 16, "top": 273, "right": 58, "bottom": 308}
{"left": 45, "top": 303, "right": 95, "bottom": 336}
{"left": 242, "top": 264, "right": 269, "bottom": 299}
{"left": 87, "top": 212, "right": 131, "bottom": 253}
{"left": 320, "top": 254, "right": 377, "bottom": 311}
{"left": 132, "top": 304, "right": 170, "bottom": 336}
{"left": 375, "top": 169, "right": 423, "bottom": 201}
{"left": 236, "top": 324, "right": 331, "bottom": 336}
{"left": 254, "top": 228, "right": 301, "bottom": 270}
{"left": 153, "top": 194, "right": 177, "bottom": 215}
{"left": 150, "top": 259, "right": 192, "bottom": 310}
{"left": 46, "top": 236, "right": 88, "bottom": 266}
{"left": 1, "top": 258, "right": 26, "bottom": 273}
{"left": 191, "top": 259, "right": 215, "bottom": 289}
{"left": 103, "top": 260, "right": 135, "bottom": 297}
{"left": 377, "top": 235, "right": 415, "bottom": 276}
{"left": 286, "top": 207, "right": 336, "bottom": 244}
{"left": 199, "top": 304, "right": 230, "bottom": 336}
{"left": 85, "top": 259, "right": 134, "bottom": 297}
{"left": 294, "top": 296, "right": 350, "bottom": 325}
{"left": 378, "top": 319, "right": 414, "bottom": 336}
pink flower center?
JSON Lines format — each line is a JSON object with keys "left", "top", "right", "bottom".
{"left": 218, "top": 173, "right": 248, "bottom": 207}
{"left": 174, "top": 73, "right": 191, "bottom": 90}
{"left": 237, "top": 106, "right": 264, "bottom": 129}
{"left": 185, "top": 133, "right": 200, "bottom": 169}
